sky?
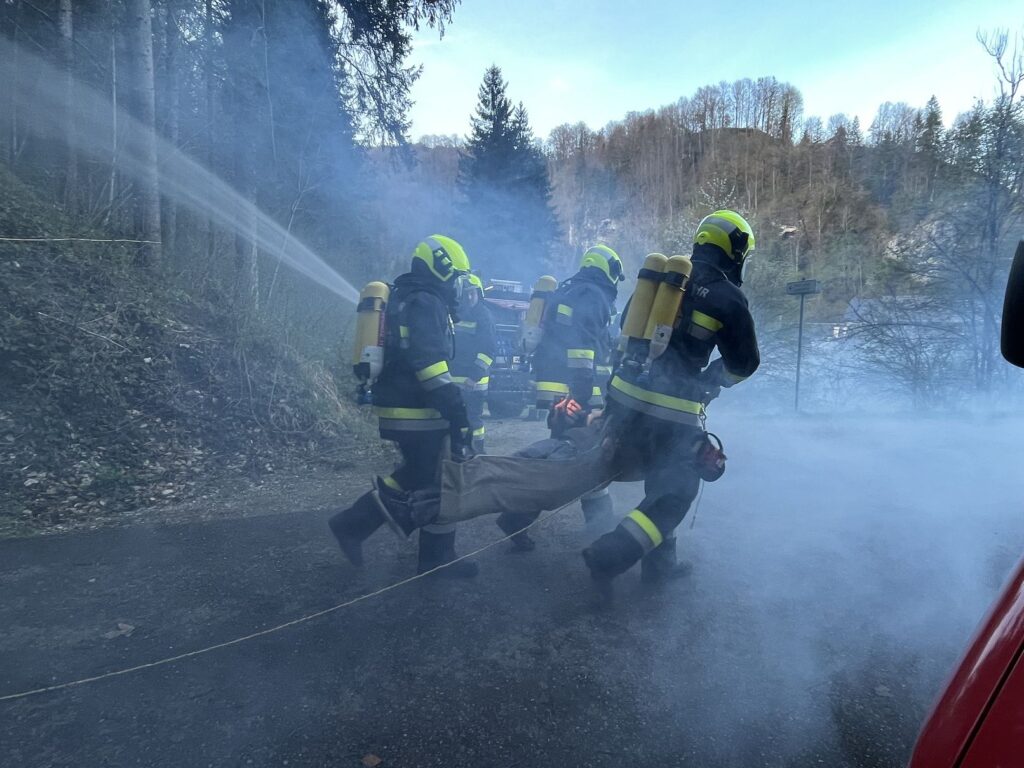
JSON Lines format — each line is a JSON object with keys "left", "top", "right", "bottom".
{"left": 407, "top": 0, "right": 1018, "bottom": 141}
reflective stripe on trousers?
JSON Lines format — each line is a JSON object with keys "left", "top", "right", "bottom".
{"left": 451, "top": 375, "right": 490, "bottom": 392}
{"left": 619, "top": 509, "right": 664, "bottom": 553}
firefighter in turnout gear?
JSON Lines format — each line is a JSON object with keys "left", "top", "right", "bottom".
{"left": 583, "top": 211, "right": 761, "bottom": 585}
{"left": 452, "top": 273, "right": 496, "bottom": 453}
{"left": 329, "top": 235, "right": 479, "bottom": 578}
{"left": 497, "top": 245, "right": 622, "bottom": 549}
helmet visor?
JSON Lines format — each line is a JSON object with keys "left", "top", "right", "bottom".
{"left": 739, "top": 254, "right": 753, "bottom": 284}
{"left": 453, "top": 272, "right": 471, "bottom": 303}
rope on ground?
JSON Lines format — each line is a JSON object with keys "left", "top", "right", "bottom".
{"left": 0, "top": 484, "right": 604, "bottom": 704}
{"left": 0, "top": 237, "right": 161, "bottom": 244}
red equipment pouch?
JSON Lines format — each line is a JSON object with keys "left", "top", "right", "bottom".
{"left": 695, "top": 432, "right": 726, "bottom": 482}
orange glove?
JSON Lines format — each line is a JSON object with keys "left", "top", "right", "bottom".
{"left": 548, "top": 396, "right": 587, "bottom": 434}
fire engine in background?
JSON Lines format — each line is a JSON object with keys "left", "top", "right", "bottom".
{"left": 480, "top": 278, "right": 534, "bottom": 418}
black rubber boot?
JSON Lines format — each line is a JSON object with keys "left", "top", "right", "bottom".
{"left": 472, "top": 438, "right": 486, "bottom": 455}
{"left": 582, "top": 527, "right": 644, "bottom": 582}
{"left": 328, "top": 491, "right": 385, "bottom": 567}
{"left": 496, "top": 511, "right": 537, "bottom": 553}
{"left": 581, "top": 488, "right": 613, "bottom": 526}
{"left": 640, "top": 537, "right": 689, "bottom": 584}
{"left": 418, "top": 530, "right": 479, "bottom": 578}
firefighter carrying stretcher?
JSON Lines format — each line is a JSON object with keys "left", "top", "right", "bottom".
{"left": 583, "top": 210, "right": 760, "bottom": 584}
{"left": 329, "top": 235, "right": 480, "bottom": 578}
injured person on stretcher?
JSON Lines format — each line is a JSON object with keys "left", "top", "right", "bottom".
{"left": 369, "top": 406, "right": 727, "bottom": 585}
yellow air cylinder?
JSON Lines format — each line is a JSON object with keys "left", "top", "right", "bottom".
{"left": 621, "top": 253, "right": 668, "bottom": 342}
{"left": 644, "top": 255, "right": 692, "bottom": 360}
{"left": 522, "top": 275, "right": 558, "bottom": 352}
{"left": 352, "top": 281, "right": 390, "bottom": 384}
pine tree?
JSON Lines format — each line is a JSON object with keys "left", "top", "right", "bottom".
{"left": 911, "top": 95, "right": 943, "bottom": 202}
{"left": 457, "top": 66, "right": 560, "bottom": 280}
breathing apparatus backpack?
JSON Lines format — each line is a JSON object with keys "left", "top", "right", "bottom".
{"left": 522, "top": 275, "right": 558, "bottom": 352}
{"left": 351, "top": 281, "right": 390, "bottom": 403}
{"left": 616, "top": 253, "right": 693, "bottom": 375}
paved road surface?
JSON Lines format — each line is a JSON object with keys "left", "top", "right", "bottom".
{"left": 2, "top": 413, "right": 1022, "bottom": 767}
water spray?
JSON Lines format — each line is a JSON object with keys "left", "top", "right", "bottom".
{"left": 1, "top": 38, "right": 359, "bottom": 305}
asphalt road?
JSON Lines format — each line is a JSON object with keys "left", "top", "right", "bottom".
{"left": 2, "top": 412, "right": 1022, "bottom": 767}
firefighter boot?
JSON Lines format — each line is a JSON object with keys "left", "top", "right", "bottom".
{"left": 496, "top": 511, "right": 537, "bottom": 552}
{"left": 418, "top": 529, "right": 480, "bottom": 578}
{"left": 581, "top": 487, "right": 613, "bottom": 527}
{"left": 328, "top": 491, "right": 385, "bottom": 567}
{"left": 640, "top": 537, "right": 690, "bottom": 584}
{"left": 582, "top": 527, "right": 644, "bottom": 582}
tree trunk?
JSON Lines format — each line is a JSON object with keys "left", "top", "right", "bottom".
{"left": 160, "top": 3, "right": 180, "bottom": 258}
{"left": 58, "top": 0, "right": 78, "bottom": 214}
{"left": 127, "top": 0, "right": 161, "bottom": 264}
{"left": 4, "top": 1, "right": 20, "bottom": 168}
{"left": 204, "top": 0, "right": 215, "bottom": 260}
{"left": 107, "top": 1, "right": 119, "bottom": 225}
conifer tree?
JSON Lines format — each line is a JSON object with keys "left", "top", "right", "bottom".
{"left": 457, "top": 66, "right": 560, "bottom": 280}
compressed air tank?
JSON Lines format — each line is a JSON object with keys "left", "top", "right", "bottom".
{"left": 522, "top": 275, "right": 557, "bottom": 352}
{"left": 644, "top": 255, "right": 692, "bottom": 360}
{"left": 621, "top": 253, "right": 668, "bottom": 343}
{"left": 352, "top": 281, "right": 390, "bottom": 384}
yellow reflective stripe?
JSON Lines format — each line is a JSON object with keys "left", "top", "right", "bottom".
{"left": 476, "top": 353, "right": 493, "bottom": 366}
{"left": 609, "top": 375, "right": 702, "bottom": 414}
{"left": 592, "top": 386, "right": 603, "bottom": 396}
{"left": 596, "top": 365, "right": 613, "bottom": 375}
{"left": 373, "top": 406, "right": 443, "bottom": 420}
{"left": 382, "top": 475, "right": 404, "bottom": 492}
{"left": 691, "top": 310, "right": 723, "bottom": 332}
{"left": 472, "top": 426, "right": 486, "bottom": 438}
{"left": 557, "top": 304, "right": 573, "bottom": 317}
{"left": 567, "top": 349, "right": 595, "bottom": 360}
{"left": 451, "top": 375, "right": 469, "bottom": 384}
{"left": 535, "top": 381, "right": 570, "bottom": 393}
{"left": 478, "top": 376, "right": 490, "bottom": 385}
{"left": 627, "top": 509, "right": 663, "bottom": 548}
{"left": 399, "top": 325, "right": 410, "bottom": 338}
{"left": 456, "top": 321, "right": 477, "bottom": 329}
{"left": 415, "top": 361, "right": 449, "bottom": 381}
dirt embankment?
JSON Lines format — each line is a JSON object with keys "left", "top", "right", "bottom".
{"left": 0, "top": 165, "right": 380, "bottom": 538}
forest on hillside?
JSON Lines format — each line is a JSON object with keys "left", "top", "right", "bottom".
{"left": 2, "top": 1, "right": 1024, "bottom": 529}
{"left": 402, "top": 62, "right": 1024, "bottom": 405}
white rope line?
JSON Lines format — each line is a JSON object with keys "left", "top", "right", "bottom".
{"left": 0, "top": 237, "right": 161, "bottom": 244}
{"left": 0, "top": 483, "right": 607, "bottom": 704}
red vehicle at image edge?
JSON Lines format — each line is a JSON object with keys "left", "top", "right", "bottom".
{"left": 908, "top": 242, "right": 1024, "bottom": 768}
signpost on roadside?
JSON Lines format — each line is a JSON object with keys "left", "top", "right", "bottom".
{"left": 786, "top": 279, "right": 821, "bottom": 412}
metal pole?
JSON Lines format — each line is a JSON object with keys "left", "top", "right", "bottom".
{"left": 795, "top": 293, "right": 805, "bottom": 412}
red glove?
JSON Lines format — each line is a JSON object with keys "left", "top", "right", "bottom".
{"left": 548, "top": 396, "right": 587, "bottom": 434}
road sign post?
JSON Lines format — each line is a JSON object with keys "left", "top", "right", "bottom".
{"left": 786, "top": 279, "right": 821, "bottom": 412}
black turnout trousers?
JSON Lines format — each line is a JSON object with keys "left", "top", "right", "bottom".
{"left": 609, "top": 407, "right": 702, "bottom": 537}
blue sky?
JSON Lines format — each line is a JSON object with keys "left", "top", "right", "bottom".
{"left": 407, "top": 0, "right": 1016, "bottom": 140}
